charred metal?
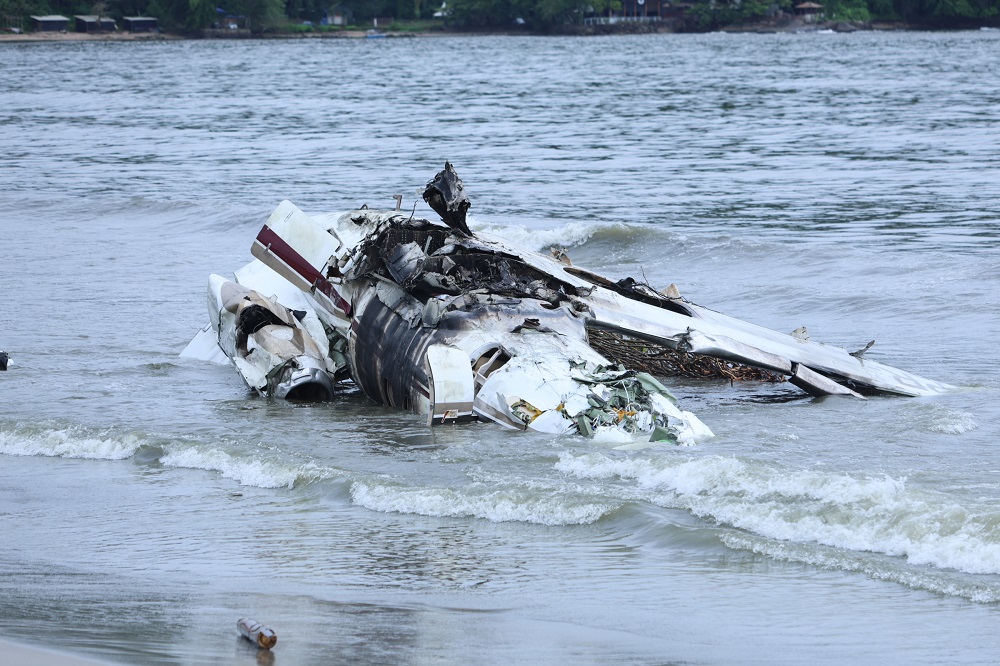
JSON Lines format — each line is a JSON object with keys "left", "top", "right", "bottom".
{"left": 183, "top": 163, "right": 952, "bottom": 443}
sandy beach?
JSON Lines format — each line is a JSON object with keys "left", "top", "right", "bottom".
{"left": 1, "top": 639, "right": 110, "bottom": 665}
{"left": 0, "top": 28, "right": 424, "bottom": 42}
{"left": 0, "top": 30, "right": 183, "bottom": 42}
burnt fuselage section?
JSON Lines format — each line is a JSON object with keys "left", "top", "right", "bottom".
{"left": 336, "top": 212, "right": 602, "bottom": 427}
{"left": 187, "top": 164, "right": 952, "bottom": 441}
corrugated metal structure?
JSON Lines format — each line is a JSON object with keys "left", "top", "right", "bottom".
{"left": 30, "top": 15, "right": 69, "bottom": 31}
{"left": 74, "top": 15, "right": 117, "bottom": 32}
{"left": 123, "top": 16, "right": 158, "bottom": 32}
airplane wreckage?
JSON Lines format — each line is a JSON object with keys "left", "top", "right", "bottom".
{"left": 183, "top": 163, "right": 952, "bottom": 444}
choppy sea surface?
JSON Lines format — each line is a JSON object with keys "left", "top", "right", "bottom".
{"left": 2, "top": 30, "right": 999, "bottom": 664}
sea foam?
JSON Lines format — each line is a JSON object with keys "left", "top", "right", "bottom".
{"left": 721, "top": 532, "right": 1000, "bottom": 603}
{"left": 350, "top": 479, "right": 616, "bottom": 526}
{"left": 924, "top": 407, "right": 978, "bottom": 435}
{"left": 159, "top": 446, "right": 330, "bottom": 489}
{"left": 556, "top": 451, "right": 1000, "bottom": 576}
{"left": 0, "top": 423, "right": 334, "bottom": 490}
{"left": 0, "top": 425, "right": 144, "bottom": 460}
{"left": 472, "top": 218, "right": 603, "bottom": 252}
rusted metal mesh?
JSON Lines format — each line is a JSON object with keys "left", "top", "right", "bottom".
{"left": 587, "top": 328, "right": 785, "bottom": 383}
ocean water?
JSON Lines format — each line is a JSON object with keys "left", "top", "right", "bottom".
{"left": 2, "top": 31, "right": 999, "bottom": 664}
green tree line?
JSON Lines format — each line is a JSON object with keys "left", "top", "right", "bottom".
{"left": 687, "top": 0, "right": 998, "bottom": 28}
{"left": 2, "top": 0, "right": 996, "bottom": 32}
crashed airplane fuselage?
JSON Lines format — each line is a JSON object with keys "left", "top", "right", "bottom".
{"left": 184, "top": 164, "right": 951, "bottom": 443}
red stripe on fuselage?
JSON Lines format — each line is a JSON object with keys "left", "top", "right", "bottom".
{"left": 255, "top": 225, "right": 352, "bottom": 317}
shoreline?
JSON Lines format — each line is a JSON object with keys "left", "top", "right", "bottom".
{"left": 1, "top": 22, "right": 997, "bottom": 42}
{"left": 0, "top": 31, "right": 184, "bottom": 42}
{"left": 0, "top": 638, "right": 111, "bottom": 666}
{"left": 0, "top": 28, "right": 430, "bottom": 42}
{"left": 0, "top": 32, "right": 452, "bottom": 43}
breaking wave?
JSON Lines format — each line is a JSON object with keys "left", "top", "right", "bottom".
{"left": 0, "top": 424, "right": 146, "bottom": 460}
{"left": 721, "top": 532, "right": 1000, "bottom": 603}
{"left": 159, "top": 447, "right": 333, "bottom": 489}
{"left": 0, "top": 422, "right": 338, "bottom": 490}
{"left": 556, "top": 451, "right": 1000, "bottom": 578}
{"left": 920, "top": 405, "right": 979, "bottom": 435}
{"left": 473, "top": 218, "right": 605, "bottom": 252}
{"left": 471, "top": 216, "right": 784, "bottom": 283}
{"left": 350, "top": 479, "right": 617, "bottom": 526}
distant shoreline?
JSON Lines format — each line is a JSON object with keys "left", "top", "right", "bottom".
{"left": 1, "top": 22, "right": 997, "bottom": 43}
{"left": 0, "top": 30, "right": 184, "bottom": 42}
{"left": 0, "top": 30, "right": 397, "bottom": 43}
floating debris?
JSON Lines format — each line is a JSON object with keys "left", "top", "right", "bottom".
{"left": 237, "top": 618, "right": 277, "bottom": 650}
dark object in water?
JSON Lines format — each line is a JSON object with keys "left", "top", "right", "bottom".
{"left": 0, "top": 351, "right": 7, "bottom": 371}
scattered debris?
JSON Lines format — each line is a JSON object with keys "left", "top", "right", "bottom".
{"left": 550, "top": 247, "right": 573, "bottom": 266}
{"left": 660, "top": 283, "right": 681, "bottom": 299}
{"left": 850, "top": 339, "right": 876, "bottom": 359}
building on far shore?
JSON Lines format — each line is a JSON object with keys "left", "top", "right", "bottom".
{"left": 123, "top": 16, "right": 158, "bottom": 32}
{"left": 583, "top": 0, "right": 692, "bottom": 29}
{"left": 794, "top": 2, "right": 824, "bottom": 20}
{"left": 30, "top": 15, "right": 69, "bottom": 31}
{"left": 75, "top": 15, "right": 116, "bottom": 32}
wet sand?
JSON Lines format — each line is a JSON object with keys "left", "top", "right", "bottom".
{"left": 1, "top": 639, "right": 110, "bottom": 665}
{"left": 0, "top": 29, "right": 418, "bottom": 42}
{"left": 0, "top": 31, "right": 183, "bottom": 42}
